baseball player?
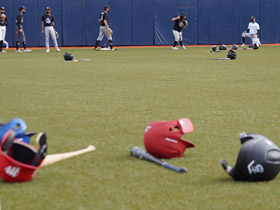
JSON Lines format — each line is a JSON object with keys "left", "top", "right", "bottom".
{"left": 171, "top": 13, "right": 188, "bottom": 50}
{"left": 241, "top": 16, "right": 261, "bottom": 48}
{"left": 15, "top": 6, "right": 31, "bottom": 53}
{"left": 0, "top": 6, "right": 8, "bottom": 53}
{"left": 41, "top": 7, "right": 60, "bottom": 52}
{"left": 93, "top": 5, "right": 116, "bottom": 51}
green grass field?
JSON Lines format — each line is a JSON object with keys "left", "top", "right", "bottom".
{"left": 0, "top": 46, "right": 279, "bottom": 210}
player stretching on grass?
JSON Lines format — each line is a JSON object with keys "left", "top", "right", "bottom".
{"left": 93, "top": 5, "right": 116, "bottom": 51}
{"left": 241, "top": 16, "right": 261, "bottom": 49}
{"left": 41, "top": 7, "right": 60, "bottom": 53}
{"left": 0, "top": 6, "right": 8, "bottom": 53}
{"left": 15, "top": 6, "right": 31, "bottom": 53}
{"left": 171, "top": 13, "right": 188, "bottom": 50}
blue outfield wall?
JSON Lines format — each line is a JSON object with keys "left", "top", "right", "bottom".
{"left": 0, "top": 0, "right": 279, "bottom": 47}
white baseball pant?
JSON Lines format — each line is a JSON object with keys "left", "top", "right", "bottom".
{"left": 173, "top": 30, "right": 182, "bottom": 42}
{"left": 97, "top": 26, "right": 112, "bottom": 41}
{"left": 45, "top": 26, "right": 58, "bottom": 50}
{"left": 0, "top": 26, "right": 6, "bottom": 41}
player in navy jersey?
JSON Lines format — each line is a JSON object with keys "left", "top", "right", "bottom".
{"left": 15, "top": 6, "right": 31, "bottom": 53}
{"left": 93, "top": 5, "right": 116, "bottom": 51}
{"left": 0, "top": 6, "right": 8, "bottom": 53}
{"left": 171, "top": 13, "right": 188, "bottom": 50}
{"left": 41, "top": 7, "right": 60, "bottom": 52}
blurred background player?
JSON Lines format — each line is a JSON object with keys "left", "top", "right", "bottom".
{"left": 0, "top": 6, "right": 8, "bottom": 53}
{"left": 15, "top": 6, "right": 31, "bottom": 53}
{"left": 41, "top": 7, "right": 60, "bottom": 52}
{"left": 93, "top": 5, "right": 116, "bottom": 51}
{"left": 171, "top": 13, "right": 188, "bottom": 50}
{"left": 241, "top": 16, "right": 261, "bottom": 48}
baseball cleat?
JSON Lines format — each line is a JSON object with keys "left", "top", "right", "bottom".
{"left": 56, "top": 49, "right": 61, "bottom": 52}
{"left": 111, "top": 48, "right": 117, "bottom": 51}
{"left": 16, "top": 50, "right": 23, "bottom": 53}
{"left": 172, "top": 47, "right": 178, "bottom": 50}
{"left": 180, "top": 45, "right": 186, "bottom": 50}
{"left": 24, "top": 49, "right": 32, "bottom": 53}
{"left": 93, "top": 47, "right": 100, "bottom": 51}
{"left": 241, "top": 43, "right": 246, "bottom": 47}
{"left": 46, "top": 49, "right": 50, "bottom": 53}
{"left": 0, "top": 50, "right": 7, "bottom": 53}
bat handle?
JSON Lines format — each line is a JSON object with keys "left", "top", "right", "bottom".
{"left": 162, "top": 162, "right": 187, "bottom": 173}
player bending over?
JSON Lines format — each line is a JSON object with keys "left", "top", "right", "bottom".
{"left": 171, "top": 13, "right": 188, "bottom": 50}
{"left": 0, "top": 6, "right": 8, "bottom": 53}
{"left": 41, "top": 7, "right": 60, "bottom": 53}
{"left": 241, "top": 16, "right": 261, "bottom": 49}
{"left": 15, "top": 6, "right": 31, "bottom": 53}
{"left": 93, "top": 5, "right": 116, "bottom": 51}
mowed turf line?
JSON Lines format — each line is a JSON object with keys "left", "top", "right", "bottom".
{"left": 0, "top": 46, "right": 279, "bottom": 210}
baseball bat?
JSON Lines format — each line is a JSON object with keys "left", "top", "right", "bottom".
{"left": 130, "top": 146, "right": 187, "bottom": 173}
{"left": 41, "top": 145, "right": 95, "bottom": 167}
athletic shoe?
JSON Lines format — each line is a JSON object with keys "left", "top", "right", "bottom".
{"left": 0, "top": 50, "right": 7, "bottom": 53}
{"left": 16, "top": 50, "right": 23, "bottom": 53}
{"left": 56, "top": 48, "right": 61, "bottom": 52}
{"left": 180, "top": 45, "right": 186, "bottom": 50}
{"left": 24, "top": 49, "right": 32, "bottom": 53}
{"left": 46, "top": 49, "right": 50, "bottom": 53}
{"left": 241, "top": 43, "right": 246, "bottom": 47}
{"left": 172, "top": 47, "right": 178, "bottom": 50}
{"left": 93, "top": 47, "right": 100, "bottom": 51}
{"left": 111, "top": 48, "right": 117, "bottom": 51}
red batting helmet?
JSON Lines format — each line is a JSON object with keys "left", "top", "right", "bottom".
{"left": 0, "top": 130, "right": 47, "bottom": 182}
{"left": 144, "top": 118, "right": 195, "bottom": 158}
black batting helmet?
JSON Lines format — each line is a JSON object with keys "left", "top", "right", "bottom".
{"left": 64, "top": 52, "right": 74, "bottom": 61}
{"left": 221, "top": 133, "right": 280, "bottom": 181}
{"left": 219, "top": 44, "right": 227, "bottom": 50}
{"left": 231, "top": 44, "right": 238, "bottom": 50}
{"left": 210, "top": 45, "right": 217, "bottom": 52}
{"left": 227, "top": 50, "right": 237, "bottom": 60}
{"left": 251, "top": 16, "right": 255, "bottom": 22}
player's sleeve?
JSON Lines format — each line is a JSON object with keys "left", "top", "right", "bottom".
{"left": 104, "top": 13, "right": 108, "bottom": 21}
{"left": 41, "top": 15, "right": 44, "bottom": 21}
{"left": 5, "top": 17, "right": 7, "bottom": 26}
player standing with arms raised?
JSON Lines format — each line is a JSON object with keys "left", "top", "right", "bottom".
{"left": 171, "top": 13, "right": 188, "bottom": 50}
{"left": 41, "top": 7, "right": 60, "bottom": 52}
{"left": 241, "top": 16, "right": 261, "bottom": 48}
{"left": 15, "top": 6, "right": 31, "bottom": 53}
{"left": 93, "top": 5, "right": 116, "bottom": 51}
{"left": 0, "top": 6, "right": 8, "bottom": 53}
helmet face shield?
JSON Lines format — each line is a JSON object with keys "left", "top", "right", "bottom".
{"left": 144, "top": 118, "right": 195, "bottom": 159}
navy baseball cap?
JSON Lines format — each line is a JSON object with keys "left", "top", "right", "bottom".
{"left": 45, "top": 6, "right": 51, "bottom": 10}
{"left": 19, "top": 6, "right": 26, "bottom": 11}
{"left": 0, "top": 6, "right": 5, "bottom": 10}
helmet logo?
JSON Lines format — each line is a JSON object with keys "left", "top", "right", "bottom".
{"left": 5, "top": 166, "right": 20, "bottom": 178}
{"left": 145, "top": 126, "right": 152, "bottom": 133}
{"left": 247, "top": 160, "right": 264, "bottom": 175}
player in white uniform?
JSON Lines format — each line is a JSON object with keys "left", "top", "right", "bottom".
{"left": 41, "top": 7, "right": 60, "bottom": 52}
{"left": 0, "top": 6, "right": 8, "bottom": 53}
{"left": 241, "top": 16, "right": 261, "bottom": 48}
